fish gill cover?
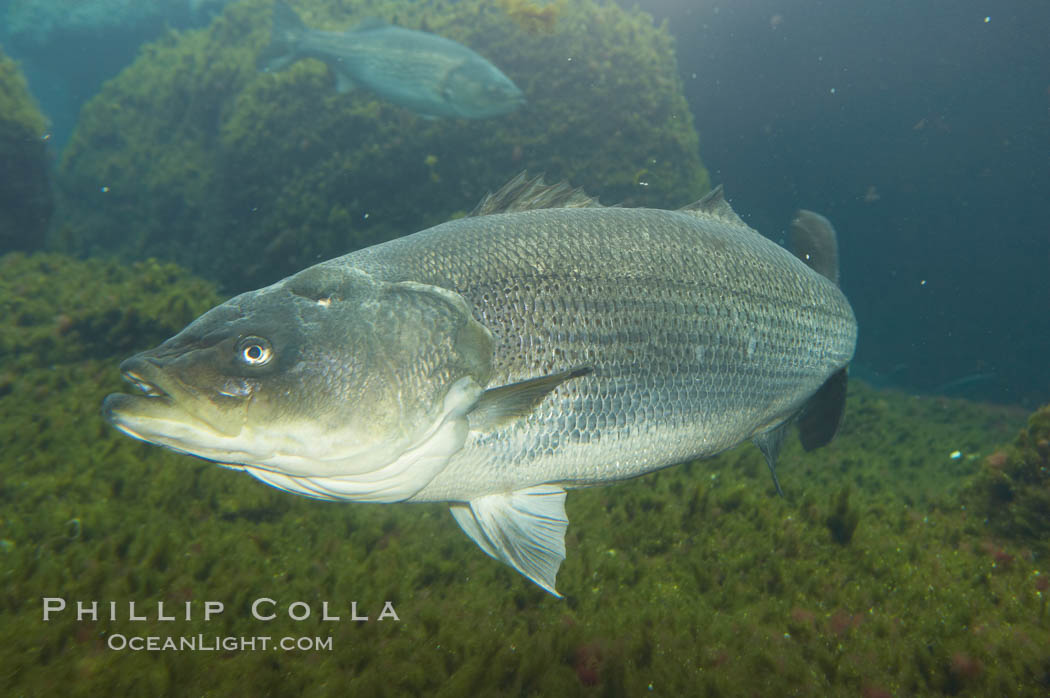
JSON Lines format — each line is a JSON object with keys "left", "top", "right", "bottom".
{"left": 55, "top": 0, "right": 708, "bottom": 292}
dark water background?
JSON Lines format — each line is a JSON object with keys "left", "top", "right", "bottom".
{"left": 643, "top": 0, "right": 1050, "bottom": 408}
{"left": 3, "top": 0, "right": 1048, "bottom": 408}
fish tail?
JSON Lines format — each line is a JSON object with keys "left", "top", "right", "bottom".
{"left": 257, "top": 1, "right": 307, "bottom": 73}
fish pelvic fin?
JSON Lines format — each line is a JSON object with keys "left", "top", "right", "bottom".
{"left": 798, "top": 367, "right": 849, "bottom": 451}
{"left": 469, "top": 172, "right": 605, "bottom": 217}
{"left": 257, "top": 0, "right": 307, "bottom": 73}
{"left": 449, "top": 485, "right": 569, "bottom": 597}
{"left": 790, "top": 210, "right": 841, "bottom": 286}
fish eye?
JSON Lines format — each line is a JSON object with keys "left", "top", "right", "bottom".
{"left": 237, "top": 336, "right": 273, "bottom": 366}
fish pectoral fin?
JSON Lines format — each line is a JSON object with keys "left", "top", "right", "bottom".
{"left": 449, "top": 485, "right": 568, "bottom": 597}
{"left": 468, "top": 367, "right": 592, "bottom": 432}
{"left": 753, "top": 421, "right": 790, "bottom": 497}
{"left": 334, "top": 71, "right": 357, "bottom": 94}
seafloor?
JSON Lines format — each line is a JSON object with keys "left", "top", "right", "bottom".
{"left": 1, "top": 251, "right": 1047, "bottom": 696}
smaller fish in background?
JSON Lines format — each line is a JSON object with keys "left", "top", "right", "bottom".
{"left": 258, "top": 1, "right": 525, "bottom": 119}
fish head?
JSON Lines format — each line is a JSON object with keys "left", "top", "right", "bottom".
{"left": 443, "top": 59, "right": 525, "bottom": 118}
{"left": 103, "top": 263, "right": 494, "bottom": 502}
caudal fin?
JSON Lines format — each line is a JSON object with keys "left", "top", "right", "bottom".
{"left": 789, "top": 211, "right": 850, "bottom": 451}
{"left": 257, "top": 1, "right": 307, "bottom": 73}
{"left": 790, "top": 210, "right": 840, "bottom": 286}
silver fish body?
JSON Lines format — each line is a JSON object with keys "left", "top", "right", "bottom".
{"left": 347, "top": 206, "right": 856, "bottom": 502}
{"left": 104, "top": 176, "right": 856, "bottom": 595}
{"left": 259, "top": 1, "right": 524, "bottom": 119}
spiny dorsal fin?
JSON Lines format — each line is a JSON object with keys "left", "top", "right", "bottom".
{"left": 790, "top": 210, "right": 840, "bottom": 285}
{"left": 677, "top": 185, "right": 748, "bottom": 228}
{"left": 469, "top": 366, "right": 593, "bottom": 432}
{"left": 469, "top": 172, "right": 604, "bottom": 217}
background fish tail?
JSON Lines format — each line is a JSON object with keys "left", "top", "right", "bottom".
{"left": 257, "top": 1, "right": 306, "bottom": 72}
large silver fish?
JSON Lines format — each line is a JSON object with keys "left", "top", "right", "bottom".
{"left": 257, "top": 1, "right": 524, "bottom": 119}
{"left": 103, "top": 175, "right": 857, "bottom": 595}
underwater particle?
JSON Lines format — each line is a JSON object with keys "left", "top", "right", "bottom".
{"left": 949, "top": 450, "right": 961, "bottom": 460}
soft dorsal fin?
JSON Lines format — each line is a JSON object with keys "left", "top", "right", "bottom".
{"left": 790, "top": 209, "right": 841, "bottom": 285}
{"left": 469, "top": 172, "right": 604, "bottom": 217}
{"left": 677, "top": 185, "right": 749, "bottom": 228}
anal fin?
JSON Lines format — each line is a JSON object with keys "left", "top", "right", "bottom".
{"left": 449, "top": 485, "right": 568, "bottom": 596}
{"left": 753, "top": 422, "right": 789, "bottom": 497}
{"left": 798, "top": 367, "right": 849, "bottom": 451}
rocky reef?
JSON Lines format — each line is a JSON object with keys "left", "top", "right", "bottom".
{"left": 965, "top": 404, "right": 1050, "bottom": 552}
{"left": 3, "top": 0, "right": 192, "bottom": 50}
{"left": 56, "top": 0, "right": 709, "bottom": 292}
{"left": 0, "top": 48, "right": 52, "bottom": 254}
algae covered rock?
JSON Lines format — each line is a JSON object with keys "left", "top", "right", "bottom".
{"left": 0, "top": 252, "right": 222, "bottom": 374}
{"left": 58, "top": 0, "right": 709, "bottom": 292}
{"left": 964, "top": 404, "right": 1050, "bottom": 550}
{"left": 0, "top": 47, "right": 52, "bottom": 253}
{"left": 3, "top": 0, "right": 191, "bottom": 50}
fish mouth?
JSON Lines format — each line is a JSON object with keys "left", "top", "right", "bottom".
{"left": 102, "top": 356, "right": 182, "bottom": 430}
{"left": 117, "top": 355, "right": 176, "bottom": 404}
{"left": 122, "top": 369, "right": 171, "bottom": 401}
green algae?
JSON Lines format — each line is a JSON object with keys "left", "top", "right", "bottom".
{"left": 2, "top": 252, "right": 1048, "bottom": 695}
{"left": 56, "top": 0, "right": 708, "bottom": 293}
{"left": 964, "top": 404, "right": 1050, "bottom": 552}
{"left": 0, "top": 47, "right": 52, "bottom": 253}
{"left": 0, "top": 252, "right": 221, "bottom": 373}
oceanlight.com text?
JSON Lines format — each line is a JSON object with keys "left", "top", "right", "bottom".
{"left": 106, "top": 634, "right": 334, "bottom": 652}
